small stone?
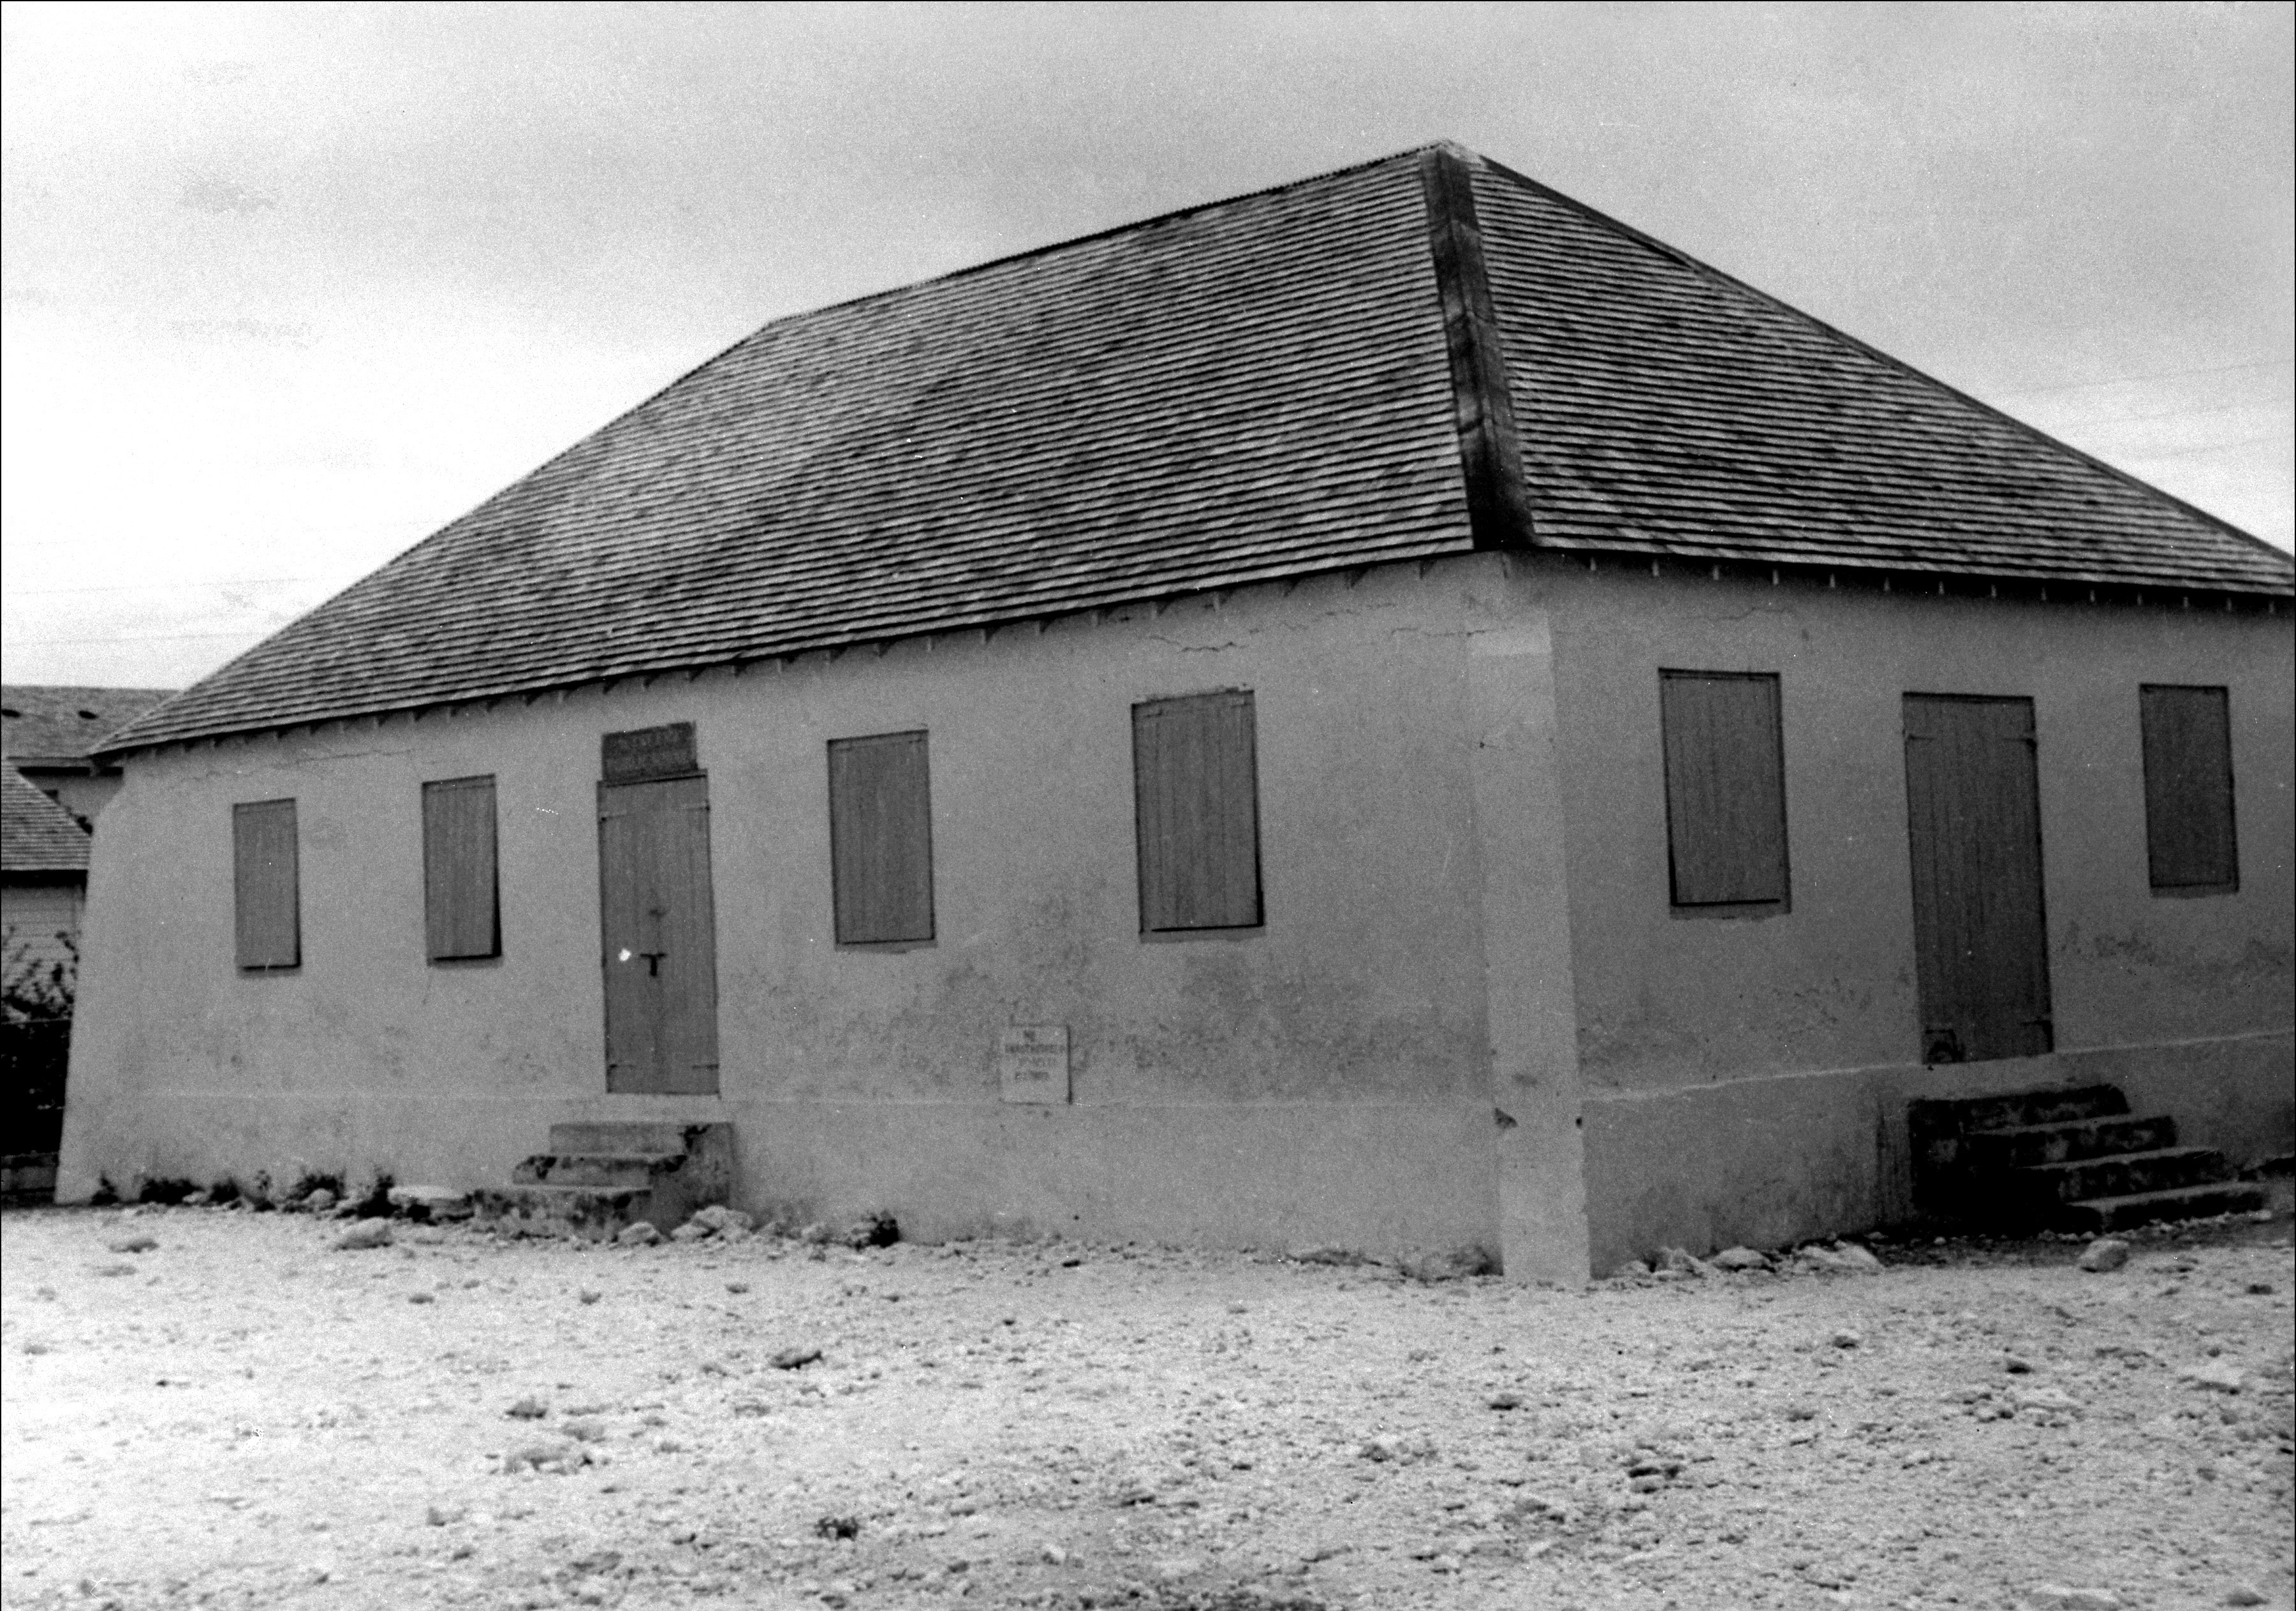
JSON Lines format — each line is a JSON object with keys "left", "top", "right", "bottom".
{"left": 2177, "top": 1361, "right": 2245, "bottom": 1393}
{"left": 2025, "top": 1588, "right": 2123, "bottom": 1611}
{"left": 91, "top": 1262, "right": 137, "bottom": 1277}
{"left": 107, "top": 1235, "right": 159, "bottom": 1254}
{"left": 408, "top": 1291, "right": 436, "bottom": 1306}
{"left": 1654, "top": 1246, "right": 1713, "bottom": 1277}
{"left": 691, "top": 1205, "right": 754, "bottom": 1235}
{"left": 1710, "top": 1246, "right": 1770, "bottom": 1271}
{"left": 770, "top": 1346, "right": 823, "bottom": 1371}
{"left": 670, "top": 1222, "right": 711, "bottom": 1243}
{"left": 617, "top": 1223, "right": 661, "bottom": 1247}
{"left": 1041, "top": 1545, "right": 1068, "bottom": 1566}
{"left": 2075, "top": 1239, "right": 2131, "bottom": 1273}
{"left": 2013, "top": 1386, "right": 2081, "bottom": 1413}
{"left": 725, "top": 1281, "right": 750, "bottom": 1295}
{"left": 506, "top": 1395, "right": 549, "bottom": 1420}
{"left": 1830, "top": 1328, "right": 1863, "bottom": 1349}
{"left": 1488, "top": 1392, "right": 1524, "bottom": 1411}
{"left": 2244, "top": 1281, "right": 2274, "bottom": 1295}
{"left": 303, "top": 1189, "right": 337, "bottom": 1212}
{"left": 501, "top": 1439, "right": 584, "bottom": 1473}
{"left": 578, "top": 1290, "right": 602, "bottom": 1305}
{"left": 2224, "top": 1587, "right": 2267, "bottom": 1607}
{"left": 561, "top": 1419, "right": 608, "bottom": 1443}
{"left": 2003, "top": 1355, "right": 2035, "bottom": 1374}
{"left": 1610, "top": 1260, "right": 1652, "bottom": 1279}
{"left": 841, "top": 1211, "right": 901, "bottom": 1249}
{"left": 425, "top": 1504, "right": 467, "bottom": 1526}
{"left": 330, "top": 1221, "right": 394, "bottom": 1252}
{"left": 814, "top": 1514, "right": 862, "bottom": 1540}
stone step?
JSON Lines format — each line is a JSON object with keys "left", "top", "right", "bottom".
{"left": 1913, "top": 1083, "right": 2130, "bottom": 1140}
{"left": 386, "top": 1184, "right": 475, "bottom": 1221}
{"left": 512, "top": 1151, "right": 684, "bottom": 1189}
{"left": 547, "top": 1121, "right": 700, "bottom": 1157}
{"left": 473, "top": 1183, "right": 648, "bottom": 1240}
{"left": 489, "top": 1121, "right": 736, "bottom": 1237}
{"left": 2054, "top": 1181, "right": 2272, "bottom": 1235}
{"left": 2009, "top": 1146, "right": 2232, "bottom": 1207}
{"left": 1963, "top": 1113, "right": 2180, "bottom": 1172}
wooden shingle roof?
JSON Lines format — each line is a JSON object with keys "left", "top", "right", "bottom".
{"left": 103, "top": 144, "right": 2291, "bottom": 758}
{"left": 2, "top": 686, "right": 177, "bottom": 767}
{"left": 1, "top": 764, "right": 90, "bottom": 875}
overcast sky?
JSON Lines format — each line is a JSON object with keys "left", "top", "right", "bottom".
{"left": 3, "top": 1, "right": 2290, "bottom": 691}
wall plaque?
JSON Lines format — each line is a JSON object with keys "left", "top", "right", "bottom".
{"left": 999, "top": 1025, "right": 1070, "bottom": 1105}
{"left": 603, "top": 722, "right": 699, "bottom": 783}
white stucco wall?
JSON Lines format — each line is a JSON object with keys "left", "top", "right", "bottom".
{"left": 60, "top": 558, "right": 1591, "bottom": 1269}
{"left": 1543, "top": 561, "right": 2295, "bottom": 1267}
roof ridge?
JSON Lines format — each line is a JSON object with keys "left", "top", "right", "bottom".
{"left": 1469, "top": 154, "right": 2288, "bottom": 568}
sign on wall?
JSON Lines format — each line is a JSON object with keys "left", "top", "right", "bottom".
{"left": 603, "top": 722, "right": 700, "bottom": 783}
{"left": 999, "top": 1026, "right": 1070, "bottom": 1104}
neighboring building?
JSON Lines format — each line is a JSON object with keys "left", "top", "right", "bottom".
{"left": 2, "top": 686, "right": 179, "bottom": 830}
{"left": 2, "top": 761, "right": 92, "bottom": 982}
{"left": 57, "top": 145, "right": 2293, "bottom": 1277}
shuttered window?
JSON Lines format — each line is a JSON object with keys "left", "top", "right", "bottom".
{"left": 2140, "top": 684, "right": 2238, "bottom": 895}
{"left": 1133, "top": 690, "right": 1262, "bottom": 933}
{"left": 1659, "top": 671, "right": 1790, "bottom": 912}
{"left": 423, "top": 775, "right": 501, "bottom": 960}
{"left": 233, "top": 798, "right": 300, "bottom": 971}
{"left": 828, "top": 731, "right": 934, "bottom": 945}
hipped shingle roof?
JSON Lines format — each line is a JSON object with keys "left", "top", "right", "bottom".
{"left": 103, "top": 145, "right": 2291, "bottom": 758}
{"left": 1, "top": 765, "right": 91, "bottom": 875}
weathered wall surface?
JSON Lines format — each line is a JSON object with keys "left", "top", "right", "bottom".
{"left": 61, "top": 561, "right": 1563, "bottom": 1263}
{"left": 1544, "top": 562, "right": 2295, "bottom": 1267}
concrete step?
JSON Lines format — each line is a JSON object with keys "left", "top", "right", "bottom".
{"left": 487, "top": 1121, "right": 736, "bottom": 1236}
{"left": 2009, "top": 1146, "right": 2232, "bottom": 1207}
{"left": 1964, "top": 1113, "right": 2180, "bottom": 1172}
{"left": 547, "top": 1121, "right": 701, "bottom": 1157}
{"left": 1913, "top": 1083, "right": 2130, "bottom": 1140}
{"left": 2054, "top": 1181, "right": 2271, "bottom": 1235}
{"left": 512, "top": 1152, "right": 684, "bottom": 1189}
{"left": 473, "top": 1183, "right": 647, "bottom": 1240}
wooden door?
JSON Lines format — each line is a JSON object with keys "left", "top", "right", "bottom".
{"left": 598, "top": 774, "right": 719, "bottom": 1093}
{"left": 1902, "top": 695, "right": 2052, "bottom": 1064}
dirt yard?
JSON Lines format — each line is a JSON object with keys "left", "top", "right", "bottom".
{"left": 3, "top": 1203, "right": 2290, "bottom": 1611}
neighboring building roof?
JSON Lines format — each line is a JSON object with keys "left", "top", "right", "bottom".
{"left": 102, "top": 143, "right": 2292, "bottom": 759}
{"left": 2, "top": 686, "right": 177, "bottom": 767}
{"left": 1, "top": 763, "right": 91, "bottom": 875}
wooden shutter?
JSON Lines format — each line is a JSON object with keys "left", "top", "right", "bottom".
{"left": 1133, "top": 691, "right": 1262, "bottom": 932}
{"left": 233, "top": 798, "right": 300, "bottom": 971}
{"left": 1659, "top": 671, "right": 1790, "bottom": 909}
{"left": 2140, "top": 684, "right": 2238, "bottom": 895}
{"left": 827, "top": 731, "right": 935, "bottom": 945}
{"left": 423, "top": 775, "right": 501, "bottom": 960}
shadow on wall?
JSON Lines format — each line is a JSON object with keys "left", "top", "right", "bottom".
{"left": 3, "top": 929, "right": 77, "bottom": 1199}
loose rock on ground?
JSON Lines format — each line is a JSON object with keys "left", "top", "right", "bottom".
{"left": 2, "top": 1202, "right": 2290, "bottom": 1610}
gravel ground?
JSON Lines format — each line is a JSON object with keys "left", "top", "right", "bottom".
{"left": 3, "top": 1202, "right": 2291, "bottom": 1611}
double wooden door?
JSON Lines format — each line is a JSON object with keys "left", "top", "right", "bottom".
{"left": 1902, "top": 695, "right": 2053, "bottom": 1064}
{"left": 598, "top": 774, "right": 719, "bottom": 1094}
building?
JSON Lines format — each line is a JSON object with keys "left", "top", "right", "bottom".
{"left": 2, "top": 761, "right": 92, "bottom": 986}
{"left": 3, "top": 686, "right": 179, "bottom": 830}
{"left": 57, "top": 145, "right": 2293, "bottom": 1277}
